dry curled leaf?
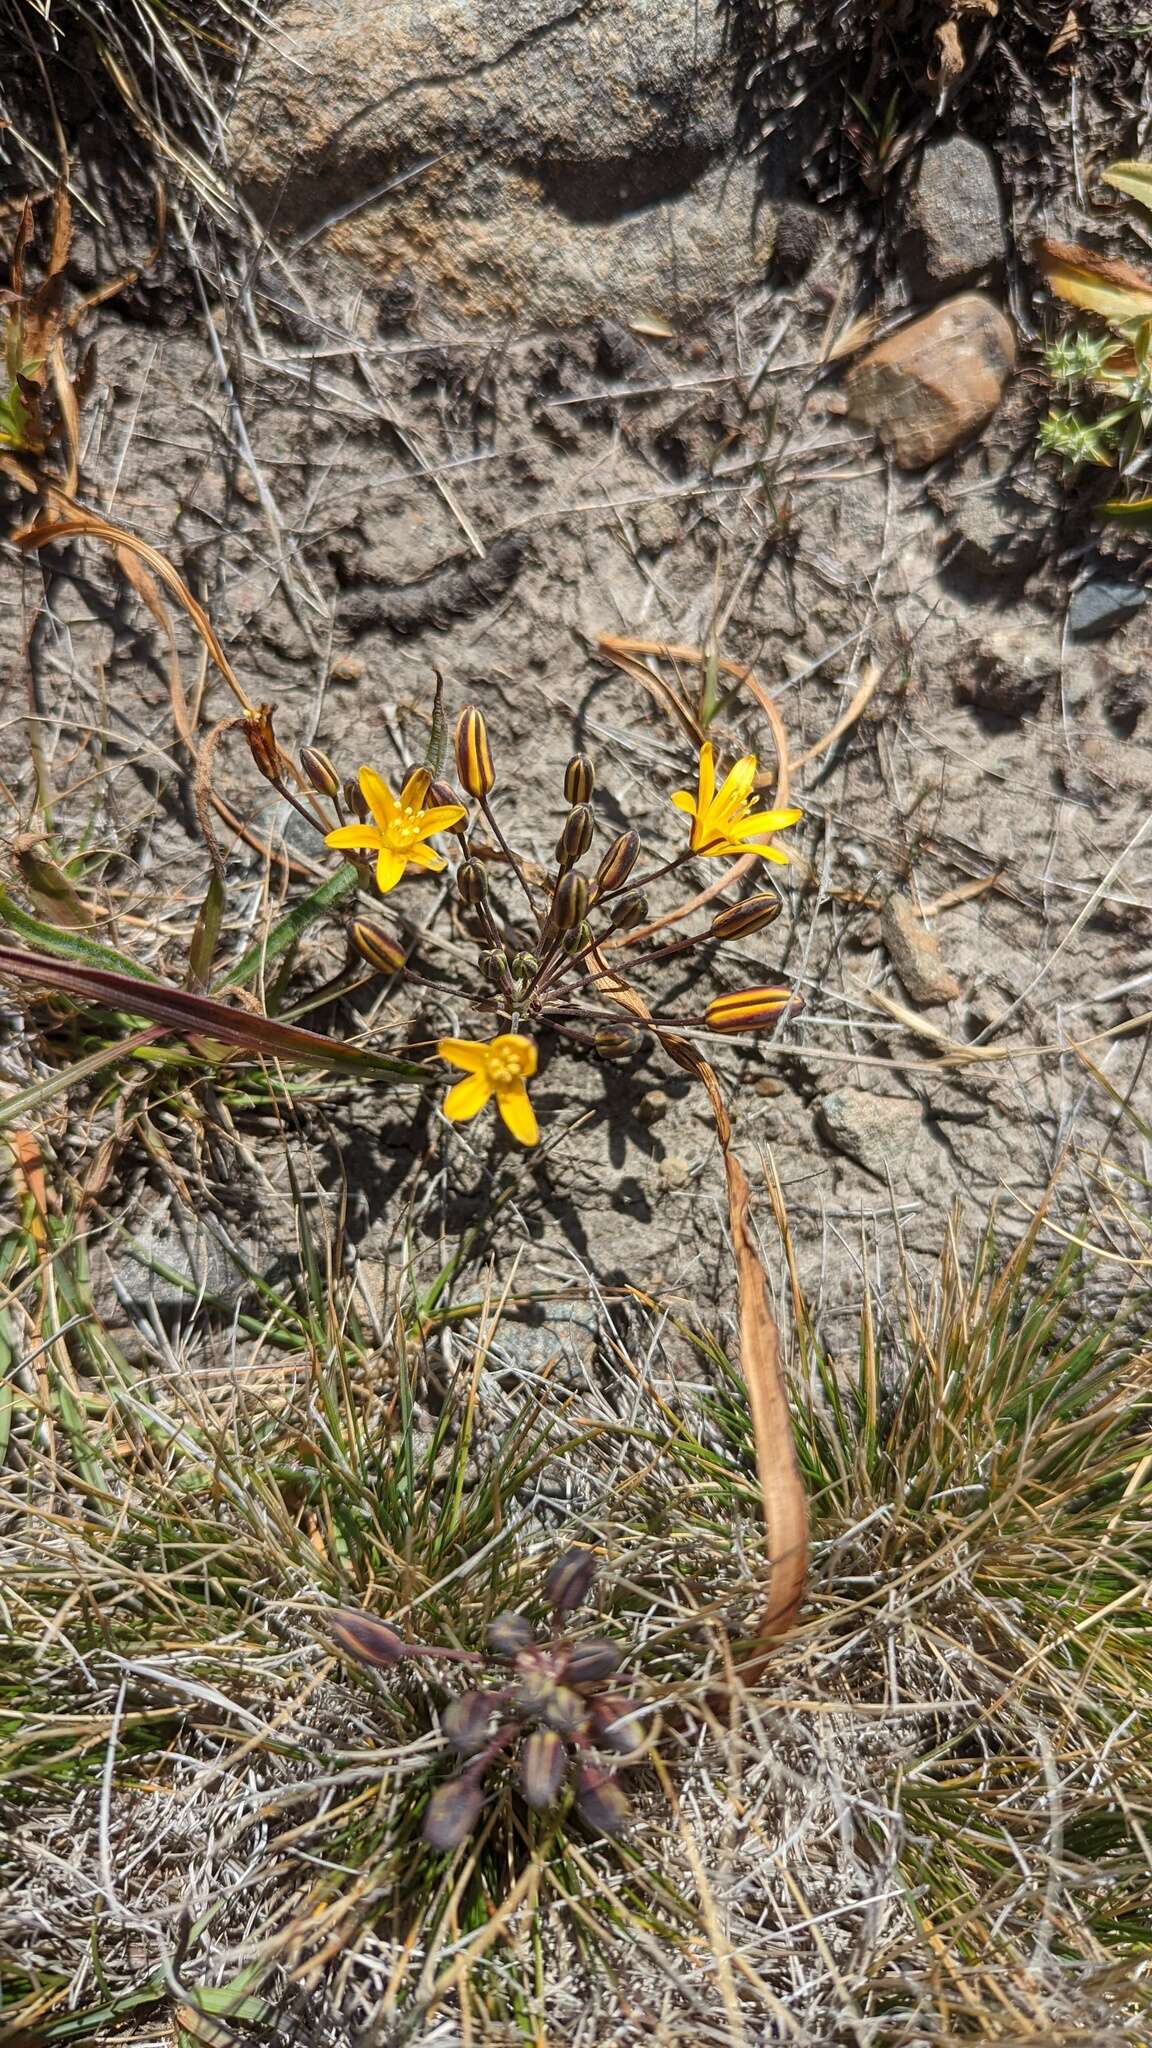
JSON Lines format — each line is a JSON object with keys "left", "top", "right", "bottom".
{"left": 1033, "top": 238, "right": 1152, "bottom": 324}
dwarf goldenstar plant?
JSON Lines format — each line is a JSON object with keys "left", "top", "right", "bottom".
{"left": 244, "top": 702, "right": 806, "bottom": 1149}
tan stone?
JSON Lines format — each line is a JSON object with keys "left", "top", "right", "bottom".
{"left": 844, "top": 295, "right": 1015, "bottom": 468}
{"left": 881, "top": 895, "right": 961, "bottom": 1007}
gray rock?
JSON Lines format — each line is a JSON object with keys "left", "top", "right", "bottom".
{"left": 479, "top": 1301, "right": 600, "bottom": 1390}
{"left": 816, "top": 1089, "right": 924, "bottom": 1182}
{"left": 1068, "top": 576, "right": 1149, "bottom": 640}
{"left": 949, "top": 619, "right": 1059, "bottom": 717}
{"left": 901, "top": 136, "right": 1006, "bottom": 293}
{"left": 231, "top": 0, "right": 773, "bottom": 327}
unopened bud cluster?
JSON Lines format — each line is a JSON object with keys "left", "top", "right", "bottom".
{"left": 330, "top": 1548, "right": 646, "bottom": 1850}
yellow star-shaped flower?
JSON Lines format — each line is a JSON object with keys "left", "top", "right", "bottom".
{"left": 438, "top": 1032, "right": 539, "bottom": 1146}
{"left": 326, "top": 767, "right": 465, "bottom": 895}
{"left": 671, "top": 743, "right": 801, "bottom": 864}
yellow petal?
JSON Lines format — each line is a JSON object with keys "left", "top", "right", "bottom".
{"left": 416, "top": 804, "right": 467, "bottom": 836}
{"left": 444, "top": 1071, "right": 493, "bottom": 1122}
{"left": 375, "top": 848, "right": 407, "bottom": 893}
{"left": 439, "top": 1038, "right": 490, "bottom": 1073}
{"left": 403, "top": 841, "right": 447, "bottom": 872}
{"left": 696, "top": 742, "right": 716, "bottom": 816}
{"left": 714, "top": 753, "right": 758, "bottom": 817}
{"left": 359, "top": 766, "right": 397, "bottom": 831}
{"left": 496, "top": 1080, "right": 539, "bottom": 1146}
{"left": 756, "top": 844, "right": 792, "bottom": 865}
{"left": 734, "top": 806, "right": 803, "bottom": 836}
{"left": 325, "top": 824, "right": 382, "bottom": 852}
{"left": 670, "top": 790, "right": 697, "bottom": 816}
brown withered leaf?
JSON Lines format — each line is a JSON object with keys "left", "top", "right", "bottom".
{"left": 1034, "top": 238, "right": 1152, "bottom": 324}
{"left": 584, "top": 942, "right": 808, "bottom": 1672}
{"left": 0, "top": 945, "right": 427, "bottom": 1080}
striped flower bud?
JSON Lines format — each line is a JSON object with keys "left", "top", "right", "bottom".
{"left": 542, "top": 1685, "right": 586, "bottom": 1736}
{"left": 564, "top": 753, "right": 595, "bottom": 805}
{"left": 428, "top": 775, "right": 463, "bottom": 814}
{"left": 595, "top": 830, "right": 639, "bottom": 895}
{"left": 552, "top": 871, "right": 589, "bottom": 932}
{"left": 329, "top": 1608, "right": 409, "bottom": 1668}
{"left": 344, "top": 775, "right": 369, "bottom": 821}
{"left": 441, "top": 1691, "right": 493, "bottom": 1755}
{"left": 710, "top": 889, "right": 782, "bottom": 941}
{"left": 400, "top": 764, "right": 433, "bottom": 810}
{"left": 545, "top": 1547, "right": 596, "bottom": 1615}
{"left": 556, "top": 804, "right": 594, "bottom": 867}
{"left": 574, "top": 1764, "right": 630, "bottom": 1836}
{"left": 594, "top": 1025, "right": 642, "bottom": 1061}
{"left": 456, "top": 859, "right": 488, "bottom": 905}
{"left": 423, "top": 1775, "right": 484, "bottom": 1850}
{"left": 562, "top": 918, "right": 592, "bottom": 957}
{"left": 300, "top": 746, "right": 340, "bottom": 800}
{"left": 705, "top": 986, "right": 801, "bottom": 1034}
{"left": 564, "top": 1638, "right": 622, "bottom": 1685}
{"left": 590, "top": 1694, "right": 643, "bottom": 1755}
{"left": 455, "top": 705, "right": 495, "bottom": 799}
{"left": 608, "top": 890, "right": 648, "bottom": 932}
{"left": 487, "top": 1610, "right": 535, "bottom": 1656}
{"left": 350, "top": 920, "right": 406, "bottom": 977}
{"left": 480, "top": 948, "right": 510, "bottom": 984}
{"left": 520, "top": 1729, "right": 567, "bottom": 1809}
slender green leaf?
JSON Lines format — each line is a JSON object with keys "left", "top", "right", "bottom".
{"left": 0, "top": 888, "right": 159, "bottom": 980}
{"left": 425, "top": 668, "right": 448, "bottom": 774}
{"left": 1098, "top": 494, "right": 1152, "bottom": 526}
{"left": 0, "top": 1027, "right": 161, "bottom": 1130}
{"left": 16, "top": 847, "right": 95, "bottom": 928}
{"left": 187, "top": 870, "right": 225, "bottom": 989}
{"left": 220, "top": 863, "right": 359, "bottom": 990}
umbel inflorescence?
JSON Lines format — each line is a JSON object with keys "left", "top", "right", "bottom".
{"left": 330, "top": 1549, "right": 649, "bottom": 1848}
{"left": 246, "top": 698, "right": 803, "bottom": 1145}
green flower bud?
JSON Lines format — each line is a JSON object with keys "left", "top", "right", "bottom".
{"left": 441, "top": 1691, "right": 494, "bottom": 1755}
{"left": 456, "top": 859, "right": 488, "bottom": 905}
{"left": 545, "top": 1547, "right": 596, "bottom": 1615}
{"left": 608, "top": 890, "right": 648, "bottom": 931}
{"left": 564, "top": 1639, "right": 622, "bottom": 1685}
{"left": 300, "top": 746, "right": 340, "bottom": 799}
{"left": 574, "top": 1764, "right": 630, "bottom": 1836}
{"left": 595, "top": 830, "right": 640, "bottom": 895}
{"left": 329, "top": 1608, "right": 408, "bottom": 1668}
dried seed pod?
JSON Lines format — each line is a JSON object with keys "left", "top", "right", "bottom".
{"left": 344, "top": 775, "right": 369, "bottom": 822}
{"left": 487, "top": 1610, "right": 535, "bottom": 1657}
{"left": 455, "top": 706, "right": 495, "bottom": 799}
{"left": 456, "top": 859, "right": 488, "bottom": 906}
{"left": 542, "top": 1685, "right": 586, "bottom": 1736}
{"left": 300, "top": 746, "right": 340, "bottom": 800}
{"left": 705, "top": 986, "right": 801, "bottom": 1034}
{"left": 545, "top": 1547, "right": 597, "bottom": 1615}
{"left": 552, "top": 871, "right": 590, "bottom": 933}
{"left": 329, "top": 1608, "right": 409, "bottom": 1668}
{"left": 594, "top": 1025, "right": 642, "bottom": 1061}
{"left": 595, "top": 830, "right": 640, "bottom": 895}
{"left": 564, "top": 1638, "right": 622, "bottom": 1685}
{"left": 400, "top": 764, "right": 433, "bottom": 810}
{"left": 590, "top": 1694, "right": 643, "bottom": 1755}
{"left": 519, "top": 1729, "right": 567, "bottom": 1809}
{"left": 556, "top": 804, "right": 594, "bottom": 867}
{"left": 423, "top": 1775, "right": 484, "bottom": 1850}
{"left": 441, "top": 1691, "right": 494, "bottom": 1755}
{"left": 710, "top": 889, "right": 782, "bottom": 941}
{"left": 608, "top": 890, "right": 648, "bottom": 932}
{"left": 351, "top": 920, "right": 406, "bottom": 977}
{"left": 243, "top": 703, "right": 281, "bottom": 783}
{"left": 574, "top": 1763, "right": 630, "bottom": 1836}
{"left": 564, "top": 754, "right": 595, "bottom": 805}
